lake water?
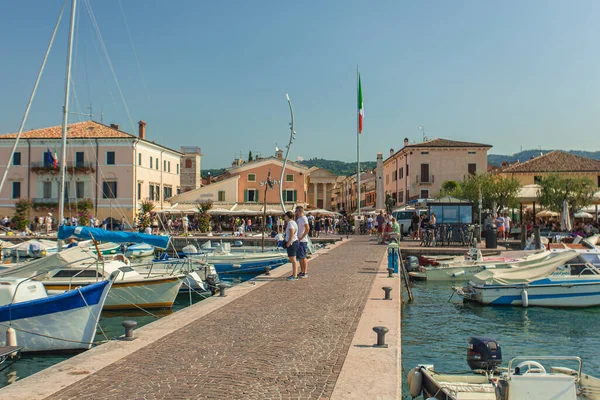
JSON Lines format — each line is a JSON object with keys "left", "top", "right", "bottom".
{"left": 0, "top": 273, "right": 251, "bottom": 388}
{"left": 402, "top": 280, "right": 600, "bottom": 398}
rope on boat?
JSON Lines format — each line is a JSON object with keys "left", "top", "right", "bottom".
{"left": 77, "top": 287, "right": 109, "bottom": 342}
{"left": 0, "top": 322, "right": 96, "bottom": 346}
{"left": 107, "top": 291, "right": 161, "bottom": 319}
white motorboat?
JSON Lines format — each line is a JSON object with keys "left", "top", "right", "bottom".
{"left": 124, "top": 243, "right": 155, "bottom": 258}
{"left": 0, "top": 268, "right": 116, "bottom": 352}
{"left": 454, "top": 251, "right": 600, "bottom": 307}
{"left": 1, "top": 247, "right": 184, "bottom": 310}
{"left": 409, "top": 250, "right": 552, "bottom": 281}
{"left": 132, "top": 258, "right": 220, "bottom": 294}
{"left": 2, "top": 239, "right": 58, "bottom": 259}
{"left": 408, "top": 337, "right": 600, "bottom": 400}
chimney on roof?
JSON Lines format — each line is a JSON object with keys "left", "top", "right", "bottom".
{"left": 530, "top": 155, "right": 535, "bottom": 160}
{"left": 276, "top": 149, "right": 283, "bottom": 159}
{"left": 110, "top": 123, "right": 120, "bottom": 130}
{"left": 389, "top": 148, "right": 394, "bottom": 156}
{"left": 138, "top": 120, "right": 147, "bottom": 139}
{"left": 501, "top": 161, "right": 508, "bottom": 168}
{"left": 404, "top": 138, "right": 409, "bottom": 147}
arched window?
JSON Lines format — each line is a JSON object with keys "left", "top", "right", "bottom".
{"left": 185, "top": 159, "right": 192, "bottom": 168}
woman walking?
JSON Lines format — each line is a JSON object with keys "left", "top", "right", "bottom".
{"left": 283, "top": 211, "right": 300, "bottom": 281}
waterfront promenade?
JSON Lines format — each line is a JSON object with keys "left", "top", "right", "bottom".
{"left": 2, "top": 236, "right": 400, "bottom": 400}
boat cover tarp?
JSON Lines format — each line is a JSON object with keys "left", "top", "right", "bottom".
{"left": 4, "top": 239, "right": 57, "bottom": 251}
{"left": 0, "top": 246, "right": 98, "bottom": 278}
{"left": 469, "top": 251, "right": 579, "bottom": 286}
{"left": 58, "top": 226, "right": 169, "bottom": 249}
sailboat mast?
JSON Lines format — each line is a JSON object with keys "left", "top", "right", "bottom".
{"left": 57, "top": 0, "right": 77, "bottom": 250}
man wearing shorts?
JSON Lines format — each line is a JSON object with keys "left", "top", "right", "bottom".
{"left": 283, "top": 211, "right": 299, "bottom": 281}
{"left": 376, "top": 211, "right": 385, "bottom": 242}
{"left": 295, "top": 206, "right": 311, "bottom": 278}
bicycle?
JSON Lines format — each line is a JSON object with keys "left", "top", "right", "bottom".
{"left": 420, "top": 225, "right": 435, "bottom": 247}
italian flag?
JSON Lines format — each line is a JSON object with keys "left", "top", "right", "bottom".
{"left": 53, "top": 145, "right": 59, "bottom": 168}
{"left": 358, "top": 73, "right": 364, "bottom": 134}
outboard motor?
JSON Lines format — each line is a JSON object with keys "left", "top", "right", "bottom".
{"left": 205, "top": 274, "right": 219, "bottom": 296}
{"left": 467, "top": 336, "right": 502, "bottom": 372}
{"left": 405, "top": 256, "right": 420, "bottom": 272}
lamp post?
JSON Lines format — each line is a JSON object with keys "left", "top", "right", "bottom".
{"left": 261, "top": 169, "right": 274, "bottom": 252}
{"left": 478, "top": 185, "right": 482, "bottom": 242}
{"left": 279, "top": 94, "right": 296, "bottom": 213}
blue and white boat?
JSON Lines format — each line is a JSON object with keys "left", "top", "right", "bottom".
{"left": 182, "top": 244, "right": 288, "bottom": 275}
{"left": 0, "top": 271, "right": 117, "bottom": 352}
{"left": 454, "top": 251, "right": 600, "bottom": 308}
{"left": 124, "top": 243, "right": 155, "bottom": 258}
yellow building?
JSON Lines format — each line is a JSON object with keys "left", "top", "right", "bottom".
{"left": 501, "top": 151, "right": 600, "bottom": 186}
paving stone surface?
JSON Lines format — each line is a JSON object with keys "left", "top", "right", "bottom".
{"left": 46, "top": 237, "right": 385, "bottom": 400}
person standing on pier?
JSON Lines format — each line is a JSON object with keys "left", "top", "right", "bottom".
{"left": 284, "top": 211, "right": 300, "bottom": 280}
{"left": 295, "top": 206, "right": 310, "bottom": 278}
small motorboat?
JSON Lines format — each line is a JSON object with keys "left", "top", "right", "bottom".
{"left": 408, "top": 336, "right": 600, "bottom": 400}
{"left": 1, "top": 247, "right": 184, "bottom": 310}
{"left": 123, "top": 243, "right": 155, "bottom": 258}
{"left": 0, "top": 270, "right": 116, "bottom": 352}
{"left": 409, "top": 250, "right": 552, "bottom": 281}
{"left": 3, "top": 239, "right": 58, "bottom": 259}
{"left": 87, "top": 241, "right": 120, "bottom": 255}
{"left": 133, "top": 258, "right": 220, "bottom": 294}
{"left": 182, "top": 244, "right": 288, "bottom": 274}
{"left": 453, "top": 251, "right": 600, "bottom": 307}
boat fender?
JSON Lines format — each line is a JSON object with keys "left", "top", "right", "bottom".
{"left": 452, "top": 270, "right": 465, "bottom": 277}
{"left": 521, "top": 289, "right": 529, "bottom": 308}
{"left": 408, "top": 369, "right": 423, "bottom": 397}
{"left": 483, "top": 265, "right": 496, "bottom": 270}
{"left": 6, "top": 326, "right": 16, "bottom": 347}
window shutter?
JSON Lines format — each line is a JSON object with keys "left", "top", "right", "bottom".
{"left": 293, "top": 190, "right": 297, "bottom": 202}
{"left": 244, "top": 190, "right": 248, "bottom": 202}
{"left": 255, "top": 190, "right": 260, "bottom": 202}
{"left": 282, "top": 190, "right": 286, "bottom": 202}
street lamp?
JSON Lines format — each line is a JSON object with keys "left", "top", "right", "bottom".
{"left": 279, "top": 93, "right": 296, "bottom": 213}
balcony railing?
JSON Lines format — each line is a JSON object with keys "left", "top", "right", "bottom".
{"left": 31, "top": 162, "right": 95, "bottom": 174}
{"left": 416, "top": 174, "right": 434, "bottom": 185}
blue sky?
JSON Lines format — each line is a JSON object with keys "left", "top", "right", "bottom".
{"left": 1, "top": 0, "right": 600, "bottom": 168}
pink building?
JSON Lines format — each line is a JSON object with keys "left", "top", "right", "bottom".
{"left": 0, "top": 120, "right": 182, "bottom": 221}
{"left": 168, "top": 156, "right": 310, "bottom": 209}
{"left": 383, "top": 138, "right": 491, "bottom": 206}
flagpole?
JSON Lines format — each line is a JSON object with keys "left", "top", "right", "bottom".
{"left": 357, "top": 66, "right": 361, "bottom": 221}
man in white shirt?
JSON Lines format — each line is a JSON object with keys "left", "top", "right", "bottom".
{"left": 283, "top": 211, "right": 299, "bottom": 281}
{"left": 295, "top": 206, "right": 311, "bottom": 278}
{"left": 503, "top": 213, "right": 512, "bottom": 241}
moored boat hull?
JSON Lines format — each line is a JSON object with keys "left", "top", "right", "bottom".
{"left": 0, "top": 278, "right": 113, "bottom": 352}
{"left": 44, "top": 276, "right": 183, "bottom": 310}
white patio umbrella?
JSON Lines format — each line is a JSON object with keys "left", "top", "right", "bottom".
{"left": 561, "top": 200, "right": 572, "bottom": 231}
{"left": 536, "top": 210, "right": 559, "bottom": 218}
{"left": 574, "top": 211, "right": 594, "bottom": 219}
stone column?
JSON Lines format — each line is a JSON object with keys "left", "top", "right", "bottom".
{"left": 324, "top": 183, "right": 330, "bottom": 210}
{"left": 313, "top": 182, "right": 318, "bottom": 207}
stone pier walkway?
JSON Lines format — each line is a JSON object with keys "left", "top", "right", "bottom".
{"left": 46, "top": 237, "right": 386, "bottom": 400}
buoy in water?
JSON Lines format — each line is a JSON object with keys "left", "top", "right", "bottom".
{"left": 521, "top": 289, "right": 529, "bottom": 308}
{"left": 408, "top": 368, "right": 423, "bottom": 397}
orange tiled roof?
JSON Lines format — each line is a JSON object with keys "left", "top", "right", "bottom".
{"left": 406, "top": 138, "right": 491, "bottom": 148}
{"left": 0, "top": 120, "right": 133, "bottom": 139}
{"left": 503, "top": 150, "right": 600, "bottom": 173}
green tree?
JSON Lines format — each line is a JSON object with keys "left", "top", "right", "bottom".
{"left": 248, "top": 151, "right": 253, "bottom": 162}
{"left": 537, "top": 174, "right": 595, "bottom": 213}
{"left": 439, "top": 180, "right": 461, "bottom": 197}
{"left": 196, "top": 201, "right": 213, "bottom": 233}
{"left": 458, "top": 173, "right": 521, "bottom": 213}
{"left": 13, "top": 199, "right": 32, "bottom": 231}
{"left": 139, "top": 200, "right": 154, "bottom": 228}
{"left": 76, "top": 198, "right": 94, "bottom": 226}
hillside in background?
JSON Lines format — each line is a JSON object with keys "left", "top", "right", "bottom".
{"left": 488, "top": 150, "right": 600, "bottom": 166}
{"left": 202, "top": 159, "right": 376, "bottom": 178}
{"left": 299, "top": 158, "right": 377, "bottom": 176}
{"left": 202, "top": 150, "right": 600, "bottom": 178}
